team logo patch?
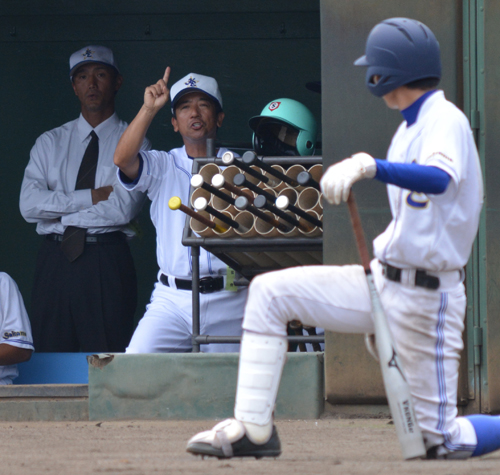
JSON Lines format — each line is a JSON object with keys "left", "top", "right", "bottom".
{"left": 427, "top": 151, "right": 453, "bottom": 163}
{"left": 185, "top": 77, "right": 199, "bottom": 87}
{"left": 82, "top": 48, "right": 95, "bottom": 59}
{"left": 3, "top": 330, "right": 27, "bottom": 340}
{"left": 406, "top": 191, "right": 429, "bottom": 209}
{"left": 268, "top": 101, "right": 281, "bottom": 111}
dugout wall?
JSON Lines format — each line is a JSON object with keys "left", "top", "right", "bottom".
{"left": 0, "top": 0, "right": 321, "bottom": 327}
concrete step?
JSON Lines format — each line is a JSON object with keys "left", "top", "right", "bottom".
{"left": 0, "top": 384, "right": 88, "bottom": 421}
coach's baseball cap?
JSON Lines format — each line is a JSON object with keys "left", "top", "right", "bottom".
{"left": 69, "top": 45, "right": 120, "bottom": 79}
{"left": 170, "top": 73, "right": 223, "bottom": 114}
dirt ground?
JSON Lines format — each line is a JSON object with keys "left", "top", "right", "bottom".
{"left": 0, "top": 418, "right": 499, "bottom": 475}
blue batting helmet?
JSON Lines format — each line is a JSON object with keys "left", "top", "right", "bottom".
{"left": 354, "top": 18, "right": 441, "bottom": 97}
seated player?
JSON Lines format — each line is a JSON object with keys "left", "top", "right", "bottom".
{"left": 0, "top": 273, "right": 34, "bottom": 384}
{"left": 250, "top": 98, "right": 324, "bottom": 351}
{"left": 186, "top": 18, "right": 500, "bottom": 460}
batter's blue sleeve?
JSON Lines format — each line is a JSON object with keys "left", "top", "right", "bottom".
{"left": 374, "top": 160, "right": 451, "bottom": 194}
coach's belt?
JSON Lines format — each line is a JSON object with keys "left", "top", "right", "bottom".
{"left": 160, "top": 274, "right": 224, "bottom": 294}
{"left": 46, "top": 232, "right": 125, "bottom": 243}
{"left": 381, "top": 263, "right": 440, "bottom": 290}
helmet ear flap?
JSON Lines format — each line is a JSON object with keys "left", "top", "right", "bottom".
{"left": 253, "top": 133, "right": 264, "bottom": 155}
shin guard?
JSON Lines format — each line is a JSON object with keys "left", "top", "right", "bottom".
{"left": 234, "top": 331, "right": 287, "bottom": 441}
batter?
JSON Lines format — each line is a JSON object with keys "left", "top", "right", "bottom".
{"left": 186, "top": 18, "right": 500, "bottom": 459}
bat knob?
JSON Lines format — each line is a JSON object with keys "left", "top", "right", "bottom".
{"left": 190, "top": 174, "right": 204, "bottom": 188}
{"left": 211, "top": 174, "right": 225, "bottom": 188}
{"left": 234, "top": 196, "right": 249, "bottom": 210}
{"left": 242, "top": 150, "right": 258, "bottom": 165}
{"left": 253, "top": 195, "right": 267, "bottom": 209}
{"left": 297, "top": 171, "right": 311, "bottom": 186}
{"left": 233, "top": 173, "right": 246, "bottom": 187}
{"left": 193, "top": 196, "right": 208, "bottom": 211}
{"left": 168, "top": 196, "right": 182, "bottom": 210}
{"left": 221, "top": 151, "right": 235, "bottom": 165}
{"left": 275, "top": 195, "right": 289, "bottom": 210}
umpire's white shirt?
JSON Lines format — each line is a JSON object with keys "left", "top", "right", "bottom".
{"left": 20, "top": 113, "right": 150, "bottom": 237}
{"left": 118, "top": 146, "right": 229, "bottom": 279}
{"left": 0, "top": 273, "right": 34, "bottom": 384}
{"left": 374, "top": 91, "right": 484, "bottom": 271}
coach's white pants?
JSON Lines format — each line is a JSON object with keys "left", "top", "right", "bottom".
{"left": 126, "top": 282, "right": 247, "bottom": 353}
{"left": 242, "top": 260, "right": 476, "bottom": 452}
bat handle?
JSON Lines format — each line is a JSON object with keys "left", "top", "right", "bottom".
{"left": 346, "top": 193, "right": 371, "bottom": 272}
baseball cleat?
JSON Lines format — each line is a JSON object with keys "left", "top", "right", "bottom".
{"left": 186, "top": 418, "right": 281, "bottom": 459}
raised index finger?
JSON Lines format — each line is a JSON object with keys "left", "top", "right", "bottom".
{"left": 163, "top": 66, "right": 171, "bottom": 85}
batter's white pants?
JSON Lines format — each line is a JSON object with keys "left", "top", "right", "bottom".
{"left": 126, "top": 281, "right": 247, "bottom": 353}
{"left": 243, "top": 260, "right": 476, "bottom": 453}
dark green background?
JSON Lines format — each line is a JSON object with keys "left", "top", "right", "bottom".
{"left": 0, "top": 1, "right": 321, "bottom": 325}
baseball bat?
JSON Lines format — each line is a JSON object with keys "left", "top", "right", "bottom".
{"left": 168, "top": 197, "right": 227, "bottom": 234}
{"left": 193, "top": 197, "right": 250, "bottom": 234}
{"left": 346, "top": 192, "right": 426, "bottom": 460}
{"left": 275, "top": 195, "right": 323, "bottom": 229}
{"left": 211, "top": 174, "right": 255, "bottom": 203}
{"left": 242, "top": 151, "right": 299, "bottom": 187}
{"left": 253, "top": 195, "right": 313, "bottom": 232}
{"left": 233, "top": 174, "right": 276, "bottom": 203}
{"left": 190, "top": 174, "right": 236, "bottom": 205}
{"left": 234, "top": 196, "right": 292, "bottom": 233}
{"left": 297, "top": 171, "right": 321, "bottom": 191}
{"left": 221, "top": 151, "right": 278, "bottom": 186}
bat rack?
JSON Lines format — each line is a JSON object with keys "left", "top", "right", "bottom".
{"left": 182, "top": 155, "right": 325, "bottom": 352}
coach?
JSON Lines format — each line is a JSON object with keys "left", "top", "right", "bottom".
{"left": 20, "top": 45, "right": 150, "bottom": 352}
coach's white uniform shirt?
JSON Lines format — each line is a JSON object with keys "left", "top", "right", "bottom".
{"left": 374, "top": 91, "right": 484, "bottom": 271}
{"left": 119, "top": 146, "right": 247, "bottom": 353}
{"left": 20, "top": 113, "right": 149, "bottom": 237}
{"left": 121, "top": 146, "right": 230, "bottom": 279}
{"left": 0, "top": 273, "right": 34, "bottom": 384}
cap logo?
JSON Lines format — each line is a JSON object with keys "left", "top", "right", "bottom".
{"left": 82, "top": 48, "right": 95, "bottom": 59}
{"left": 185, "top": 77, "right": 199, "bottom": 87}
{"left": 269, "top": 101, "right": 281, "bottom": 111}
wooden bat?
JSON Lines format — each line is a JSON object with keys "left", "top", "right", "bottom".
{"left": 168, "top": 196, "right": 227, "bottom": 234}
{"left": 193, "top": 197, "right": 251, "bottom": 234}
{"left": 346, "top": 192, "right": 426, "bottom": 460}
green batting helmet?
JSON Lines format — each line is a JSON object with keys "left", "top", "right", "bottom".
{"left": 248, "top": 98, "right": 317, "bottom": 156}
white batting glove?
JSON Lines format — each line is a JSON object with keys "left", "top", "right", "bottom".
{"left": 320, "top": 152, "right": 377, "bottom": 205}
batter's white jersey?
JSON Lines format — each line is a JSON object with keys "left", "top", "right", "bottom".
{"left": 374, "top": 91, "right": 484, "bottom": 271}
{"left": 0, "top": 273, "right": 34, "bottom": 384}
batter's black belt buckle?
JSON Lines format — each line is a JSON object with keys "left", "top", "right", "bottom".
{"left": 382, "top": 263, "right": 440, "bottom": 290}
{"left": 160, "top": 274, "right": 224, "bottom": 294}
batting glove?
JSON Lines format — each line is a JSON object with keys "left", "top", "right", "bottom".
{"left": 320, "top": 152, "right": 377, "bottom": 205}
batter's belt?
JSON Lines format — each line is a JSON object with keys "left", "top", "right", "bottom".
{"left": 380, "top": 262, "right": 464, "bottom": 291}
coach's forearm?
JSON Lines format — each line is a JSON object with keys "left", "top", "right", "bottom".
{"left": 114, "top": 105, "right": 157, "bottom": 180}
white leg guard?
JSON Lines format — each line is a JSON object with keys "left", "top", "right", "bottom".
{"left": 234, "top": 331, "right": 288, "bottom": 444}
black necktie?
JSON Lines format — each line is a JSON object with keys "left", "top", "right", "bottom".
{"left": 61, "top": 131, "right": 99, "bottom": 262}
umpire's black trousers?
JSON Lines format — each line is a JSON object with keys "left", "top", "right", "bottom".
{"left": 31, "top": 233, "right": 137, "bottom": 352}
